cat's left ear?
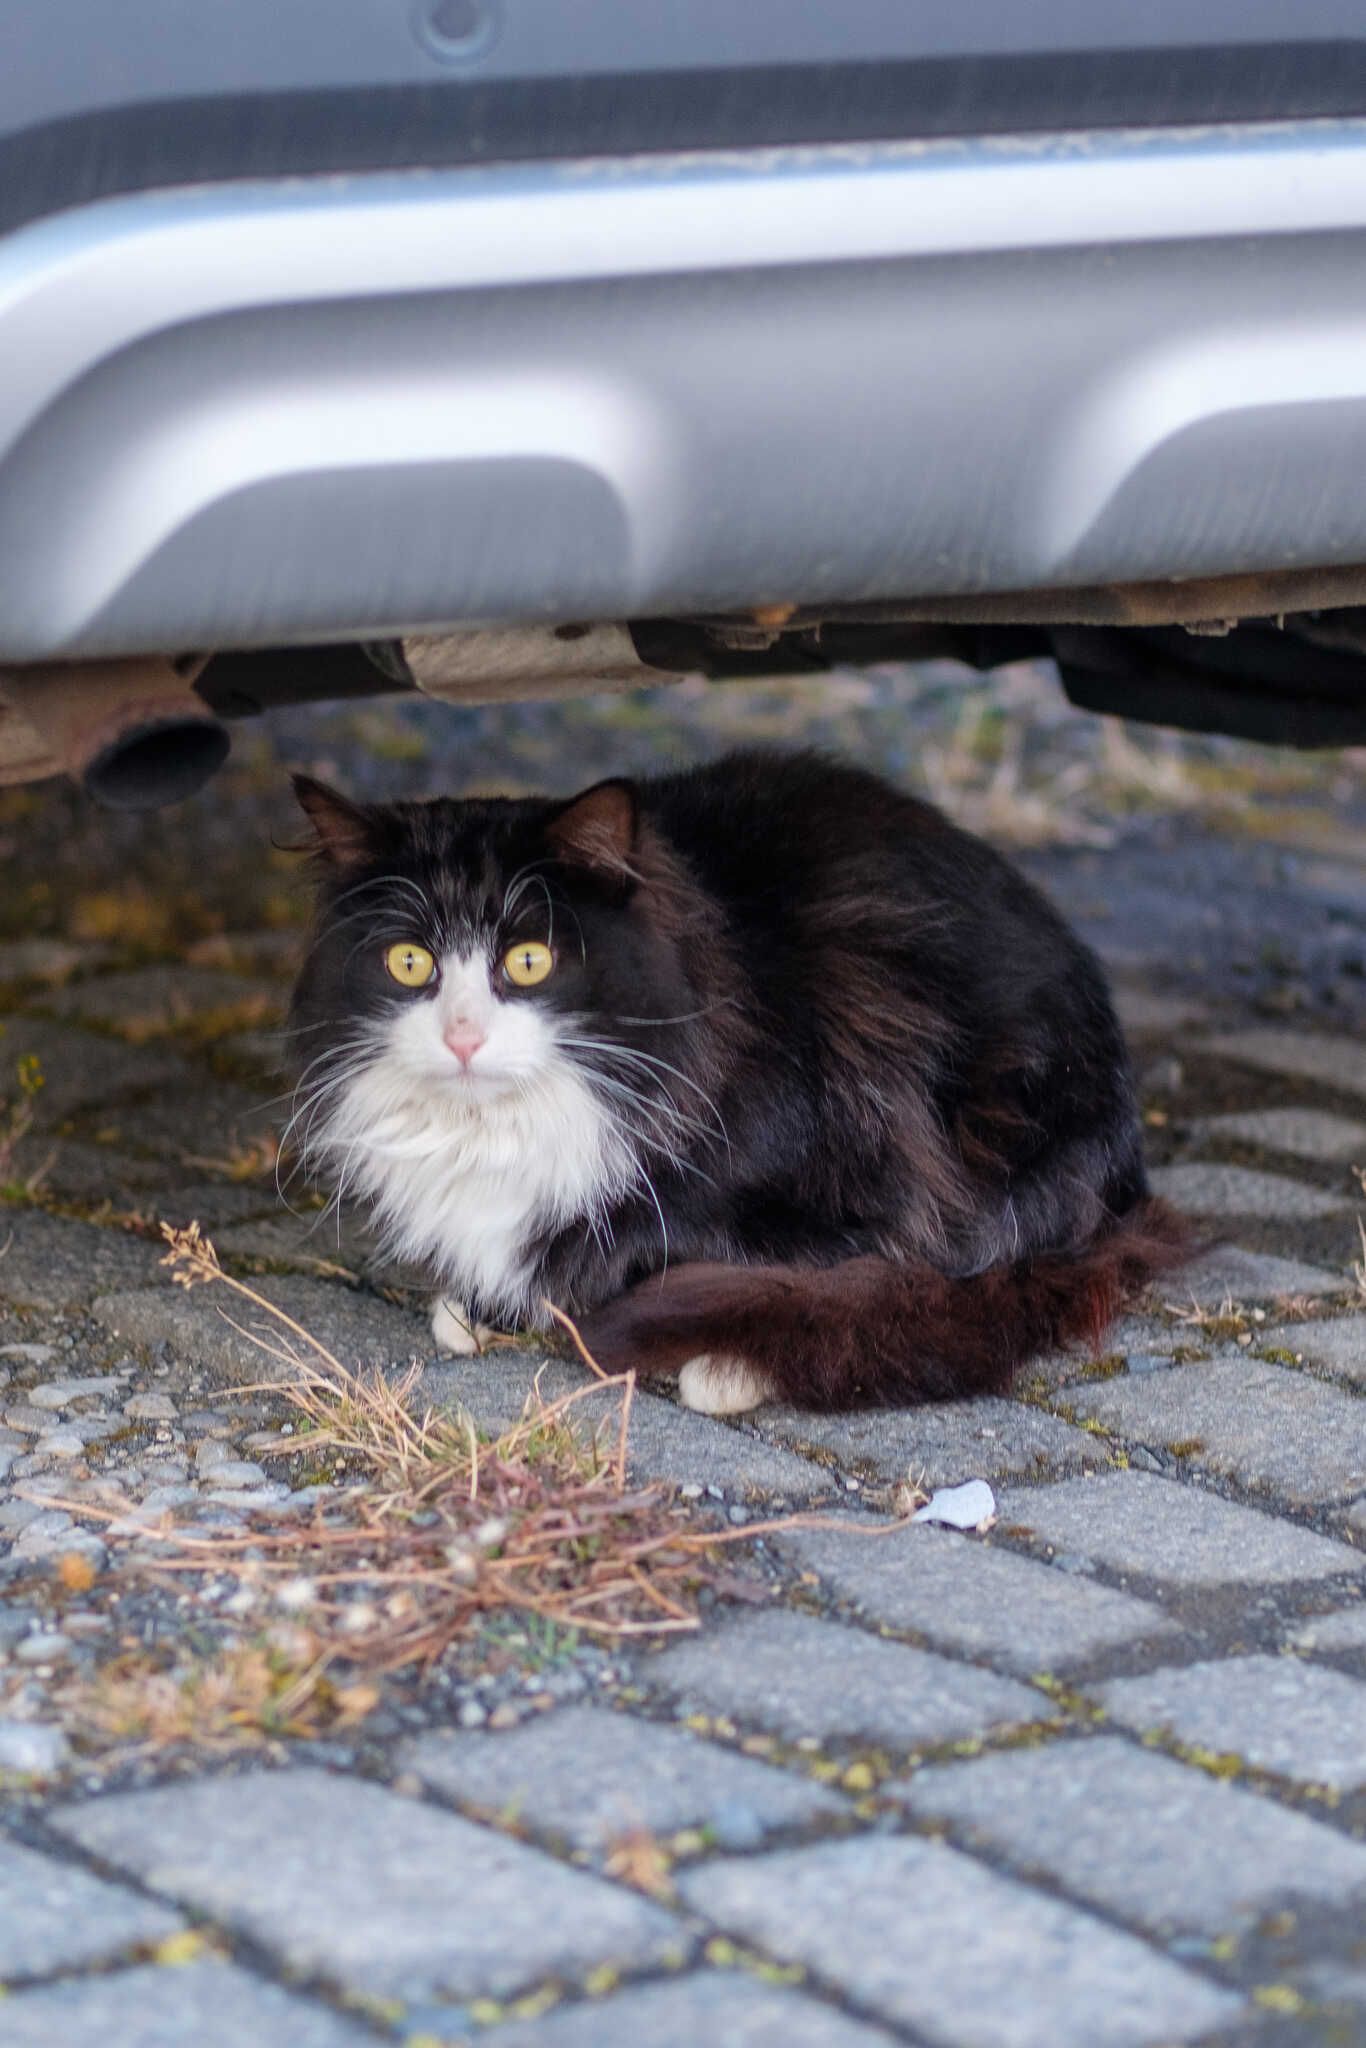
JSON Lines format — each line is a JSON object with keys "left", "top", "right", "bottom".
{"left": 291, "top": 773, "right": 381, "bottom": 869}
{"left": 545, "top": 779, "right": 637, "bottom": 883}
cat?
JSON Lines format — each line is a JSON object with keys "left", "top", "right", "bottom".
{"left": 286, "top": 748, "right": 1186, "bottom": 1414}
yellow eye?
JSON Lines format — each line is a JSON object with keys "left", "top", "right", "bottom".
{"left": 385, "top": 942, "right": 436, "bottom": 988}
{"left": 503, "top": 941, "right": 554, "bottom": 988}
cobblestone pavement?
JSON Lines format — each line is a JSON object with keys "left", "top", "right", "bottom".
{"left": 4, "top": 670, "right": 1366, "bottom": 2045}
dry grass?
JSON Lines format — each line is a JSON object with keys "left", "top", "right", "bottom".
{"left": 132, "top": 1224, "right": 734, "bottom": 1672}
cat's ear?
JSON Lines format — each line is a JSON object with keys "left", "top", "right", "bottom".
{"left": 290, "top": 774, "right": 379, "bottom": 869}
{"left": 545, "top": 779, "right": 637, "bottom": 882}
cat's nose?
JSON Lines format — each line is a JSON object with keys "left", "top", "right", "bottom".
{"left": 443, "top": 1024, "right": 486, "bottom": 1067}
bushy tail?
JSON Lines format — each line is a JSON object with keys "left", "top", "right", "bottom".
{"left": 582, "top": 1199, "right": 1190, "bottom": 1410}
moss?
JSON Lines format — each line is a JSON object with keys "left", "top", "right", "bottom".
{"left": 1165, "top": 1439, "right": 1206, "bottom": 1460}
{"left": 1075, "top": 1354, "right": 1125, "bottom": 1382}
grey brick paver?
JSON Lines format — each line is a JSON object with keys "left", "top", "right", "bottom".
{"left": 91, "top": 1279, "right": 427, "bottom": 1382}
{"left": 756, "top": 1394, "right": 1100, "bottom": 1490}
{"left": 1097, "top": 1655, "right": 1366, "bottom": 1789}
{"left": 1290, "top": 1605, "right": 1366, "bottom": 1652}
{"left": 675, "top": 1837, "right": 1239, "bottom": 2048}
{"left": 1276, "top": 1315, "right": 1366, "bottom": 1388}
{"left": 52, "top": 1770, "right": 683, "bottom": 2000}
{"left": 997, "top": 1470, "right": 1364, "bottom": 1583}
{"left": 406, "top": 1704, "right": 844, "bottom": 1848}
{"left": 1191, "top": 1107, "right": 1366, "bottom": 1163}
{"left": 0, "top": 1212, "right": 164, "bottom": 1313}
{"left": 644, "top": 1607, "right": 1053, "bottom": 1748}
{"left": 488, "top": 1974, "right": 903, "bottom": 2047}
{"left": 1148, "top": 1164, "right": 1350, "bottom": 1219}
{"left": 1167, "top": 1245, "right": 1344, "bottom": 1306}
{"left": 0, "top": 1837, "right": 182, "bottom": 1978}
{"left": 1062, "top": 1363, "right": 1366, "bottom": 1505}
{"left": 45, "top": 966, "right": 282, "bottom": 1037}
{"left": 781, "top": 1519, "right": 1179, "bottom": 1674}
{"left": 0, "top": 1962, "right": 375, "bottom": 2048}
{"left": 0, "top": 1019, "right": 193, "bottom": 1122}
{"left": 1204, "top": 1028, "right": 1366, "bottom": 1097}
{"left": 901, "top": 1737, "right": 1366, "bottom": 1935}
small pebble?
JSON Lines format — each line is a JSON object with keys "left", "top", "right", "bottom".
{"left": 123, "top": 1392, "right": 178, "bottom": 1422}
{"left": 29, "top": 1377, "right": 121, "bottom": 1409}
{"left": 0, "top": 1721, "right": 69, "bottom": 1774}
{"left": 458, "top": 1700, "right": 488, "bottom": 1728}
{"left": 14, "top": 1632, "right": 73, "bottom": 1665}
{"left": 34, "top": 1428, "right": 87, "bottom": 1460}
{"left": 203, "top": 1460, "right": 268, "bottom": 1490}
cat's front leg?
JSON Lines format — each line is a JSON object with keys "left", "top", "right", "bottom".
{"left": 430, "top": 1296, "right": 494, "bottom": 1357}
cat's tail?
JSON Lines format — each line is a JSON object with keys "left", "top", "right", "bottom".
{"left": 580, "top": 1199, "right": 1191, "bottom": 1412}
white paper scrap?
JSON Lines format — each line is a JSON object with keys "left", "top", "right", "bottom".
{"left": 912, "top": 1479, "right": 997, "bottom": 1531}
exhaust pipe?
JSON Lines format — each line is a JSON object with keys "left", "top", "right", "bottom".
{"left": 0, "top": 656, "right": 228, "bottom": 810}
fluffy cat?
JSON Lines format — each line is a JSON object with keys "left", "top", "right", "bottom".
{"left": 286, "top": 749, "right": 1185, "bottom": 1414}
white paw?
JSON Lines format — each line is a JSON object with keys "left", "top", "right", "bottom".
{"left": 677, "top": 1353, "right": 774, "bottom": 1416}
{"left": 430, "top": 1296, "right": 491, "bottom": 1357}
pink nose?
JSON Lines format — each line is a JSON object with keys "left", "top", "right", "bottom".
{"left": 443, "top": 1025, "right": 486, "bottom": 1067}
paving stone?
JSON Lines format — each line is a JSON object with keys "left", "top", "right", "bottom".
{"left": 422, "top": 1354, "right": 835, "bottom": 1503}
{"left": 488, "top": 1974, "right": 902, "bottom": 2048}
{"left": 93, "top": 1078, "right": 276, "bottom": 1159}
{"left": 1204, "top": 1027, "right": 1366, "bottom": 1098}
{"left": 755, "top": 1395, "right": 1102, "bottom": 1491}
{"left": 1289, "top": 1604, "right": 1366, "bottom": 1653}
{"left": 0, "top": 1836, "right": 181, "bottom": 1974}
{"left": 0, "top": 937, "right": 103, "bottom": 988}
{"left": 0, "top": 1723, "right": 69, "bottom": 1773}
{"left": 901, "top": 1737, "right": 1366, "bottom": 1937}
{"left": 45, "top": 965, "right": 283, "bottom": 1038}
{"left": 780, "top": 1519, "right": 1178, "bottom": 1675}
{"left": 91, "top": 1277, "right": 427, "bottom": 1382}
{"left": 53, "top": 1769, "right": 684, "bottom": 1999}
{"left": 1191, "top": 1107, "right": 1366, "bottom": 1164}
{"left": 1112, "top": 990, "right": 1211, "bottom": 1037}
{"left": 0, "top": 1962, "right": 375, "bottom": 2048}
{"left": 0, "top": 1210, "right": 164, "bottom": 1311}
{"left": 1147, "top": 1163, "right": 1350, "bottom": 1220}
{"left": 1275, "top": 1315, "right": 1366, "bottom": 1388}
{"left": 4, "top": 1137, "right": 166, "bottom": 1200}
{"left": 406, "top": 1703, "right": 843, "bottom": 1849}
{"left": 1061, "top": 1363, "right": 1366, "bottom": 1505}
{"left": 1167, "top": 1244, "right": 1344, "bottom": 1307}
{"left": 1096, "top": 1655, "right": 1366, "bottom": 1789}
{"left": 644, "top": 1607, "right": 1052, "bottom": 1750}
{"left": 0, "top": 1019, "right": 193, "bottom": 1122}
{"left": 29, "top": 1375, "right": 126, "bottom": 1408}
{"left": 997, "top": 1469, "right": 1363, "bottom": 1583}
{"left": 675, "top": 1836, "right": 1238, "bottom": 2048}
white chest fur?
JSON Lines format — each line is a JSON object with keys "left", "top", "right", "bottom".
{"left": 321, "top": 1056, "right": 627, "bottom": 1321}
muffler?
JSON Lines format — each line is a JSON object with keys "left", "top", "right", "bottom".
{"left": 0, "top": 655, "right": 228, "bottom": 810}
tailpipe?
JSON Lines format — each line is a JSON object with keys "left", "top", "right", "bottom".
{"left": 0, "top": 655, "right": 228, "bottom": 810}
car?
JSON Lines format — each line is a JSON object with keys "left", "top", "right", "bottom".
{"left": 4, "top": 1, "right": 1366, "bottom": 811}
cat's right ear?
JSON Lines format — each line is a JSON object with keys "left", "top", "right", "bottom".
{"left": 290, "top": 774, "right": 379, "bottom": 869}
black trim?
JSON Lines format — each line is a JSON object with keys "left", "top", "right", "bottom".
{"left": 6, "top": 44, "right": 1366, "bottom": 235}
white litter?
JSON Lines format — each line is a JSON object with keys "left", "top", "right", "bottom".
{"left": 912, "top": 1479, "right": 996, "bottom": 1532}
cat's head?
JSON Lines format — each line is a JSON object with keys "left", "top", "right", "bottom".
{"left": 287, "top": 771, "right": 703, "bottom": 1094}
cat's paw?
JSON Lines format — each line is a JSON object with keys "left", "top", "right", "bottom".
{"left": 430, "top": 1296, "right": 491, "bottom": 1356}
{"left": 677, "top": 1353, "right": 775, "bottom": 1416}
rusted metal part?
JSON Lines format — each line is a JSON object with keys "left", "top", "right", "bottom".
{"left": 401, "top": 624, "right": 670, "bottom": 704}
{"left": 0, "top": 654, "right": 225, "bottom": 808}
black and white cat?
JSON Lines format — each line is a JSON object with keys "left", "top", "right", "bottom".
{"left": 287, "top": 750, "right": 1184, "bottom": 1413}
